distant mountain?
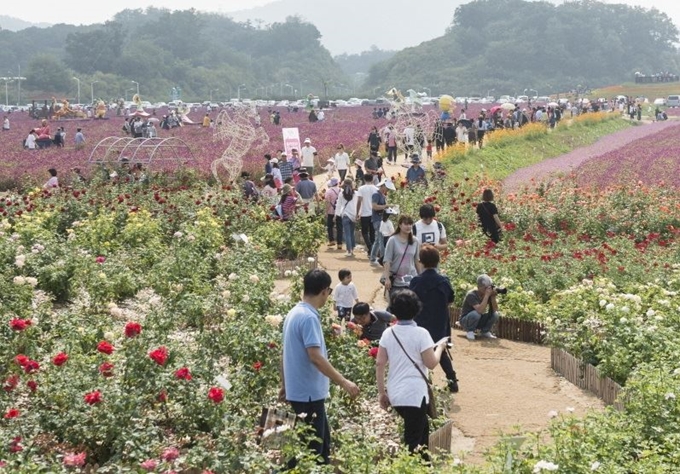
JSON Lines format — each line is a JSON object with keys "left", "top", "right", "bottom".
{"left": 227, "top": 0, "right": 460, "bottom": 55}
{"left": 0, "top": 15, "right": 51, "bottom": 31}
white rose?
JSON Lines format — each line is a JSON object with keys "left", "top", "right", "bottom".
{"left": 646, "top": 309, "right": 656, "bottom": 317}
{"left": 284, "top": 270, "right": 292, "bottom": 277}
{"left": 228, "top": 273, "right": 238, "bottom": 281}
{"left": 173, "top": 231, "right": 183, "bottom": 238}
{"left": 226, "top": 308, "right": 237, "bottom": 318}
{"left": 307, "top": 257, "right": 315, "bottom": 263}
{"left": 590, "top": 461, "right": 601, "bottom": 471}
{"left": 13, "top": 276, "right": 26, "bottom": 285}
{"left": 242, "top": 294, "right": 250, "bottom": 302}
{"left": 249, "top": 275, "right": 260, "bottom": 283}
{"left": 26, "top": 277, "right": 38, "bottom": 287}
{"left": 605, "top": 303, "right": 615, "bottom": 311}
{"left": 265, "top": 315, "right": 283, "bottom": 327}
{"left": 599, "top": 299, "right": 607, "bottom": 308}
{"left": 621, "top": 306, "right": 630, "bottom": 313}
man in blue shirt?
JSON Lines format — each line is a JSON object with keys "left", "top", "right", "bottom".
{"left": 281, "top": 269, "right": 360, "bottom": 466}
{"left": 405, "top": 154, "right": 427, "bottom": 186}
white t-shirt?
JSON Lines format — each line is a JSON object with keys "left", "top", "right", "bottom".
{"left": 334, "top": 152, "right": 349, "bottom": 170}
{"left": 414, "top": 219, "right": 447, "bottom": 246}
{"left": 379, "top": 325, "right": 434, "bottom": 407}
{"left": 26, "top": 134, "right": 36, "bottom": 149}
{"left": 335, "top": 192, "right": 358, "bottom": 221}
{"left": 300, "top": 145, "right": 317, "bottom": 167}
{"left": 380, "top": 219, "right": 395, "bottom": 237}
{"left": 356, "top": 184, "right": 378, "bottom": 217}
{"left": 403, "top": 127, "right": 415, "bottom": 145}
{"left": 333, "top": 282, "right": 358, "bottom": 308}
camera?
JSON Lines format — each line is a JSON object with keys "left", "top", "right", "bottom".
{"left": 491, "top": 285, "right": 508, "bottom": 295}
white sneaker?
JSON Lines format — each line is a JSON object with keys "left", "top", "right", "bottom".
{"left": 466, "top": 331, "right": 475, "bottom": 341}
{"left": 344, "top": 251, "right": 352, "bottom": 257}
{"left": 481, "top": 332, "right": 497, "bottom": 339}
{"left": 369, "top": 260, "right": 380, "bottom": 266}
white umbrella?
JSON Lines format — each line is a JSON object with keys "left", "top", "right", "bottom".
{"left": 500, "top": 102, "right": 516, "bottom": 111}
{"left": 147, "top": 117, "right": 160, "bottom": 123}
{"left": 547, "top": 102, "right": 559, "bottom": 107}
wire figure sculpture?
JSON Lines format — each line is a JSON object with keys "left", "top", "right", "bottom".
{"left": 385, "top": 88, "right": 439, "bottom": 160}
{"left": 212, "top": 105, "right": 269, "bottom": 183}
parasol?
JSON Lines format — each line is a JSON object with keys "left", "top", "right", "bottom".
{"left": 500, "top": 102, "right": 516, "bottom": 111}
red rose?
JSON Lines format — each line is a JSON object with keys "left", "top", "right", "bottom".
{"left": 3, "top": 375, "right": 19, "bottom": 392}
{"left": 97, "top": 341, "right": 115, "bottom": 355}
{"left": 23, "top": 360, "right": 39, "bottom": 374}
{"left": 368, "top": 347, "right": 379, "bottom": 358}
{"left": 157, "top": 390, "right": 168, "bottom": 403}
{"left": 63, "top": 452, "right": 87, "bottom": 468}
{"left": 4, "top": 408, "right": 19, "bottom": 419}
{"left": 26, "top": 380, "right": 37, "bottom": 392}
{"left": 84, "top": 390, "right": 102, "bottom": 405}
{"left": 95, "top": 256, "right": 106, "bottom": 264}
{"left": 10, "top": 318, "right": 31, "bottom": 331}
{"left": 124, "top": 321, "right": 142, "bottom": 338}
{"left": 149, "top": 346, "right": 169, "bottom": 366}
{"left": 52, "top": 352, "right": 69, "bottom": 366}
{"left": 174, "top": 367, "right": 192, "bottom": 380}
{"left": 252, "top": 361, "right": 263, "bottom": 372}
{"left": 267, "top": 342, "right": 277, "bottom": 349}
{"left": 208, "top": 387, "right": 224, "bottom": 403}
{"left": 99, "top": 362, "right": 115, "bottom": 377}
{"left": 9, "top": 436, "right": 22, "bottom": 452}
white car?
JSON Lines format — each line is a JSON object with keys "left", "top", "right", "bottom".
{"left": 653, "top": 98, "right": 667, "bottom": 106}
{"left": 516, "top": 95, "right": 529, "bottom": 103}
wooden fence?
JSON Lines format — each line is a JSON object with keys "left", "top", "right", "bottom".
{"left": 449, "top": 308, "right": 546, "bottom": 344}
{"left": 274, "top": 255, "right": 317, "bottom": 279}
{"left": 550, "top": 347, "right": 624, "bottom": 410}
{"left": 429, "top": 420, "right": 453, "bottom": 454}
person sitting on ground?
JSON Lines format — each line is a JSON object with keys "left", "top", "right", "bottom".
{"left": 459, "top": 274, "right": 500, "bottom": 341}
{"left": 350, "top": 302, "right": 395, "bottom": 341}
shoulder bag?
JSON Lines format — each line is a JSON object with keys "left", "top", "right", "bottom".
{"left": 390, "top": 328, "right": 437, "bottom": 418}
{"left": 380, "top": 241, "right": 409, "bottom": 286}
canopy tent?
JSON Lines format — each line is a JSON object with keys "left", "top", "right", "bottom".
{"left": 87, "top": 136, "right": 196, "bottom": 166}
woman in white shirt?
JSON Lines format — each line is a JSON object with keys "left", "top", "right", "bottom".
{"left": 335, "top": 178, "right": 359, "bottom": 257}
{"left": 334, "top": 144, "right": 350, "bottom": 181}
{"left": 260, "top": 174, "right": 278, "bottom": 205}
{"left": 376, "top": 289, "right": 448, "bottom": 458}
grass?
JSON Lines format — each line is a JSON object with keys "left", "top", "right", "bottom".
{"left": 440, "top": 113, "right": 633, "bottom": 182}
{"left": 589, "top": 82, "right": 680, "bottom": 101}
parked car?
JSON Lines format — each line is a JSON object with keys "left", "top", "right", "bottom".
{"left": 666, "top": 95, "right": 679, "bottom": 107}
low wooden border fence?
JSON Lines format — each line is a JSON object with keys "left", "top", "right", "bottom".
{"left": 274, "top": 255, "right": 317, "bottom": 279}
{"left": 449, "top": 308, "right": 546, "bottom": 344}
{"left": 429, "top": 420, "right": 454, "bottom": 453}
{"left": 550, "top": 347, "right": 624, "bottom": 410}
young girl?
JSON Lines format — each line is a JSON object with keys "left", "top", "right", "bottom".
{"left": 333, "top": 268, "right": 359, "bottom": 321}
{"left": 377, "top": 208, "right": 396, "bottom": 266}
{"left": 353, "top": 159, "right": 365, "bottom": 185}
{"left": 270, "top": 158, "right": 283, "bottom": 189}
{"left": 322, "top": 157, "right": 336, "bottom": 180}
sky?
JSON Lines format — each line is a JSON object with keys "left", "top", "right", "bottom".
{"left": 2, "top": 0, "right": 680, "bottom": 51}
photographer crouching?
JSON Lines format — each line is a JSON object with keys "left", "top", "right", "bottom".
{"left": 459, "top": 274, "right": 504, "bottom": 341}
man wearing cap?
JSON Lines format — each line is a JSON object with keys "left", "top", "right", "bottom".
{"left": 369, "top": 178, "right": 396, "bottom": 265}
{"left": 404, "top": 154, "right": 427, "bottom": 186}
{"left": 295, "top": 168, "right": 319, "bottom": 213}
{"left": 324, "top": 178, "right": 342, "bottom": 248}
{"left": 364, "top": 151, "right": 380, "bottom": 185}
{"left": 279, "top": 152, "right": 294, "bottom": 183}
{"left": 301, "top": 138, "right": 317, "bottom": 176}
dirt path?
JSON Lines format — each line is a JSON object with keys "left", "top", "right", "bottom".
{"left": 503, "top": 119, "right": 679, "bottom": 193}
{"left": 273, "top": 159, "right": 604, "bottom": 464}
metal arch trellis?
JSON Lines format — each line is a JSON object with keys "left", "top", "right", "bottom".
{"left": 87, "top": 137, "right": 196, "bottom": 166}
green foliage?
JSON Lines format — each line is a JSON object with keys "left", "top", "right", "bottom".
{"left": 24, "top": 54, "right": 72, "bottom": 92}
{"left": 365, "top": 0, "right": 679, "bottom": 95}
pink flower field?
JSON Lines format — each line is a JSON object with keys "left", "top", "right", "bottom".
{"left": 573, "top": 122, "right": 680, "bottom": 189}
{"left": 0, "top": 105, "right": 433, "bottom": 187}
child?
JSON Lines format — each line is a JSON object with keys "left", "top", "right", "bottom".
{"left": 426, "top": 138, "right": 433, "bottom": 160}
{"left": 377, "top": 208, "right": 396, "bottom": 266}
{"left": 323, "top": 157, "right": 336, "bottom": 180}
{"left": 353, "top": 159, "right": 364, "bottom": 185}
{"left": 334, "top": 269, "right": 359, "bottom": 321}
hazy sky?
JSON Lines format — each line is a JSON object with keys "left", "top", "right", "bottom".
{"left": 3, "top": 0, "right": 680, "bottom": 41}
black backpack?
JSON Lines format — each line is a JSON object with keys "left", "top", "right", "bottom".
{"left": 412, "top": 221, "right": 443, "bottom": 237}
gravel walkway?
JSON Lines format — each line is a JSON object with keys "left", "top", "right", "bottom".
{"left": 502, "top": 119, "right": 680, "bottom": 193}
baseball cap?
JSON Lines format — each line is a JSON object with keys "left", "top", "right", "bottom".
{"left": 378, "top": 179, "right": 396, "bottom": 191}
{"left": 270, "top": 158, "right": 278, "bottom": 164}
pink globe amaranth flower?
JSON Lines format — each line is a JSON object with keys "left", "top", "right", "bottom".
{"left": 124, "top": 321, "right": 142, "bottom": 338}
{"left": 140, "top": 459, "right": 158, "bottom": 471}
{"left": 161, "top": 446, "right": 179, "bottom": 462}
{"left": 63, "top": 452, "right": 86, "bottom": 468}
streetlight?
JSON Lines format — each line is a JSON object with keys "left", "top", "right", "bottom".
{"left": 0, "top": 78, "right": 13, "bottom": 106}
{"left": 237, "top": 84, "right": 246, "bottom": 101}
{"left": 90, "top": 81, "right": 99, "bottom": 104}
{"left": 487, "top": 88, "right": 495, "bottom": 100}
{"left": 125, "top": 88, "right": 135, "bottom": 102}
{"left": 210, "top": 89, "right": 219, "bottom": 102}
{"left": 131, "top": 80, "right": 139, "bottom": 97}
{"left": 73, "top": 76, "right": 81, "bottom": 104}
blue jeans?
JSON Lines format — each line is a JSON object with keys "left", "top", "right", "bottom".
{"left": 460, "top": 310, "right": 499, "bottom": 333}
{"left": 342, "top": 216, "right": 356, "bottom": 252}
{"left": 369, "top": 220, "right": 383, "bottom": 261}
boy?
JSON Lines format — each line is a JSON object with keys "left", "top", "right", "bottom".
{"left": 333, "top": 269, "right": 359, "bottom": 321}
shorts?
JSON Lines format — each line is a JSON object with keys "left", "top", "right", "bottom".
{"left": 337, "top": 307, "right": 352, "bottom": 321}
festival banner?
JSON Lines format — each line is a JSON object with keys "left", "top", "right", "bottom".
{"left": 282, "top": 128, "right": 301, "bottom": 157}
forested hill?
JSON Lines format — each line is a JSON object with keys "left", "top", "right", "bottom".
{"left": 365, "top": 0, "right": 680, "bottom": 96}
{"left": 0, "top": 8, "right": 346, "bottom": 102}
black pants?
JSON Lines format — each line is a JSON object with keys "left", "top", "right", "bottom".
{"left": 326, "top": 214, "right": 336, "bottom": 242}
{"left": 387, "top": 146, "right": 397, "bottom": 163}
{"left": 288, "top": 399, "right": 330, "bottom": 466}
{"left": 394, "top": 397, "right": 430, "bottom": 460}
{"left": 335, "top": 216, "right": 343, "bottom": 245}
{"left": 338, "top": 169, "right": 347, "bottom": 181}
{"left": 440, "top": 348, "right": 457, "bottom": 382}
{"left": 360, "top": 216, "right": 374, "bottom": 251}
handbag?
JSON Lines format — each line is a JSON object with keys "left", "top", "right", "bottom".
{"left": 380, "top": 241, "right": 410, "bottom": 286}
{"left": 390, "top": 329, "right": 438, "bottom": 419}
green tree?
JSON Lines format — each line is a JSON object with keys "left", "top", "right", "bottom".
{"left": 25, "top": 53, "right": 72, "bottom": 92}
